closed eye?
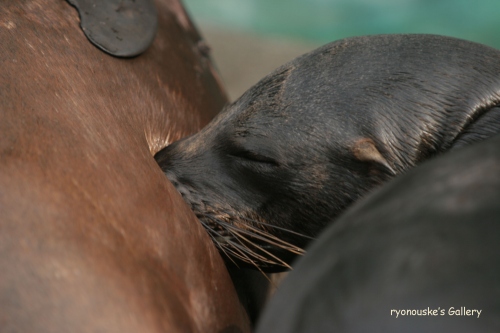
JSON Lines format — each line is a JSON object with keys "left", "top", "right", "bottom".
{"left": 229, "top": 150, "right": 280, "bottom": 167}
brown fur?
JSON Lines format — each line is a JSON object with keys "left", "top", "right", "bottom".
{"left": 0, "top": 1, "right": 249, "bottom": 332}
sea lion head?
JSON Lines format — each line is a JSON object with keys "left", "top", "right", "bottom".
{"left": 156, "top": 34, "right": 500, "bottom": 271}
{"left": 155, "top": 51, "right": 396, "bottom": 272}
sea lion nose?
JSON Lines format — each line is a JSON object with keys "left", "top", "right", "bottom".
{"left": 154, "top": 142, "right": 177, "bottom": 169}
{"left": 155, "top": 144, "right": 192, "bottom": 194}
{"left": 155, "top": 137, "right": 203, "bottom": 185}
{"left": 155, "top": 134, "right": 203, "bottom": 163}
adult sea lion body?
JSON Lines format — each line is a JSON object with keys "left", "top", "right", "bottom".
{"left": 0, "top": 1, "right": 249, "bottom": 332}
{"left": 256, "top": 134, "right": 500, "bottom": 333}
{"left": 155, "top": 34, "right": 500, "bottom": 271}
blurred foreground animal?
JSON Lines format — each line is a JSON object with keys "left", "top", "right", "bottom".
{"left": 256, "top": 134, "right": 500, "bottom": 333}
{"left": 0, "top": 1, "right": 250, "bottom": 332}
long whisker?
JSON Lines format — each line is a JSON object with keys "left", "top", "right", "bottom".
{"left": 202, "top": 212, "right": 305, "bottom": 262}
{"left": 217, "top": 209, "right": 314, "bottom": 240}
{"left": 219, "top": 230, "right": 273, "bottom": 278}
{"left": 217, "top": 220, "right": 293, "bottom": 269}
{"left": 203, "top": 215, "right": 271, "bottom": 267}
{"left": 209, "top": 218, "right": 274, "bottom": 263}
{"left": 203, "top": 211, "right": 305, "bottom": 254}
{"left": 210, "top": 217, "right": 284, "bottom": 267}
{"left": 196, "top": 206, "right": 308, "bottom": 272}
{"left": 241, "top": 224, "right": 305, "bottom": 255}
{"left": 198, "top": 218, "right": 245, "bottom": 268}
{"left": 220, "top": 220, "right": 304, "bottom": 256}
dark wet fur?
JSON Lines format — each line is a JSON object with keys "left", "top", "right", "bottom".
{"left": 156, "top": 34, "right": 500, "bottom": 271}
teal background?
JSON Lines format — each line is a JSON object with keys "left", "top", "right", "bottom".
{"left": 183, "top": 0, "right": 500, "bottom": 48}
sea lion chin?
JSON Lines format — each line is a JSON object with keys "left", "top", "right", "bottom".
{"left": 155, "top": 34, "right": 500, "bottom": 272}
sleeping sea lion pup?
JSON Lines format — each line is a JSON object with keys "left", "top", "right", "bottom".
{"left": 155, "top": 34, "right": 500, "bottom": 271}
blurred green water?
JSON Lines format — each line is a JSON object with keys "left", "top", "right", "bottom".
{"left": 183, "top": 0, "right": 500, "bottom": 48}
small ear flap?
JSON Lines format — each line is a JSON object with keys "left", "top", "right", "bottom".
{"left": 352, "top": 138, "right": 396, "bottom": 176}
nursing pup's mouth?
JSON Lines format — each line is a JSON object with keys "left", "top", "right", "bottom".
{"left": 194, "top": 208, "right": 311, "bottom": 272}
